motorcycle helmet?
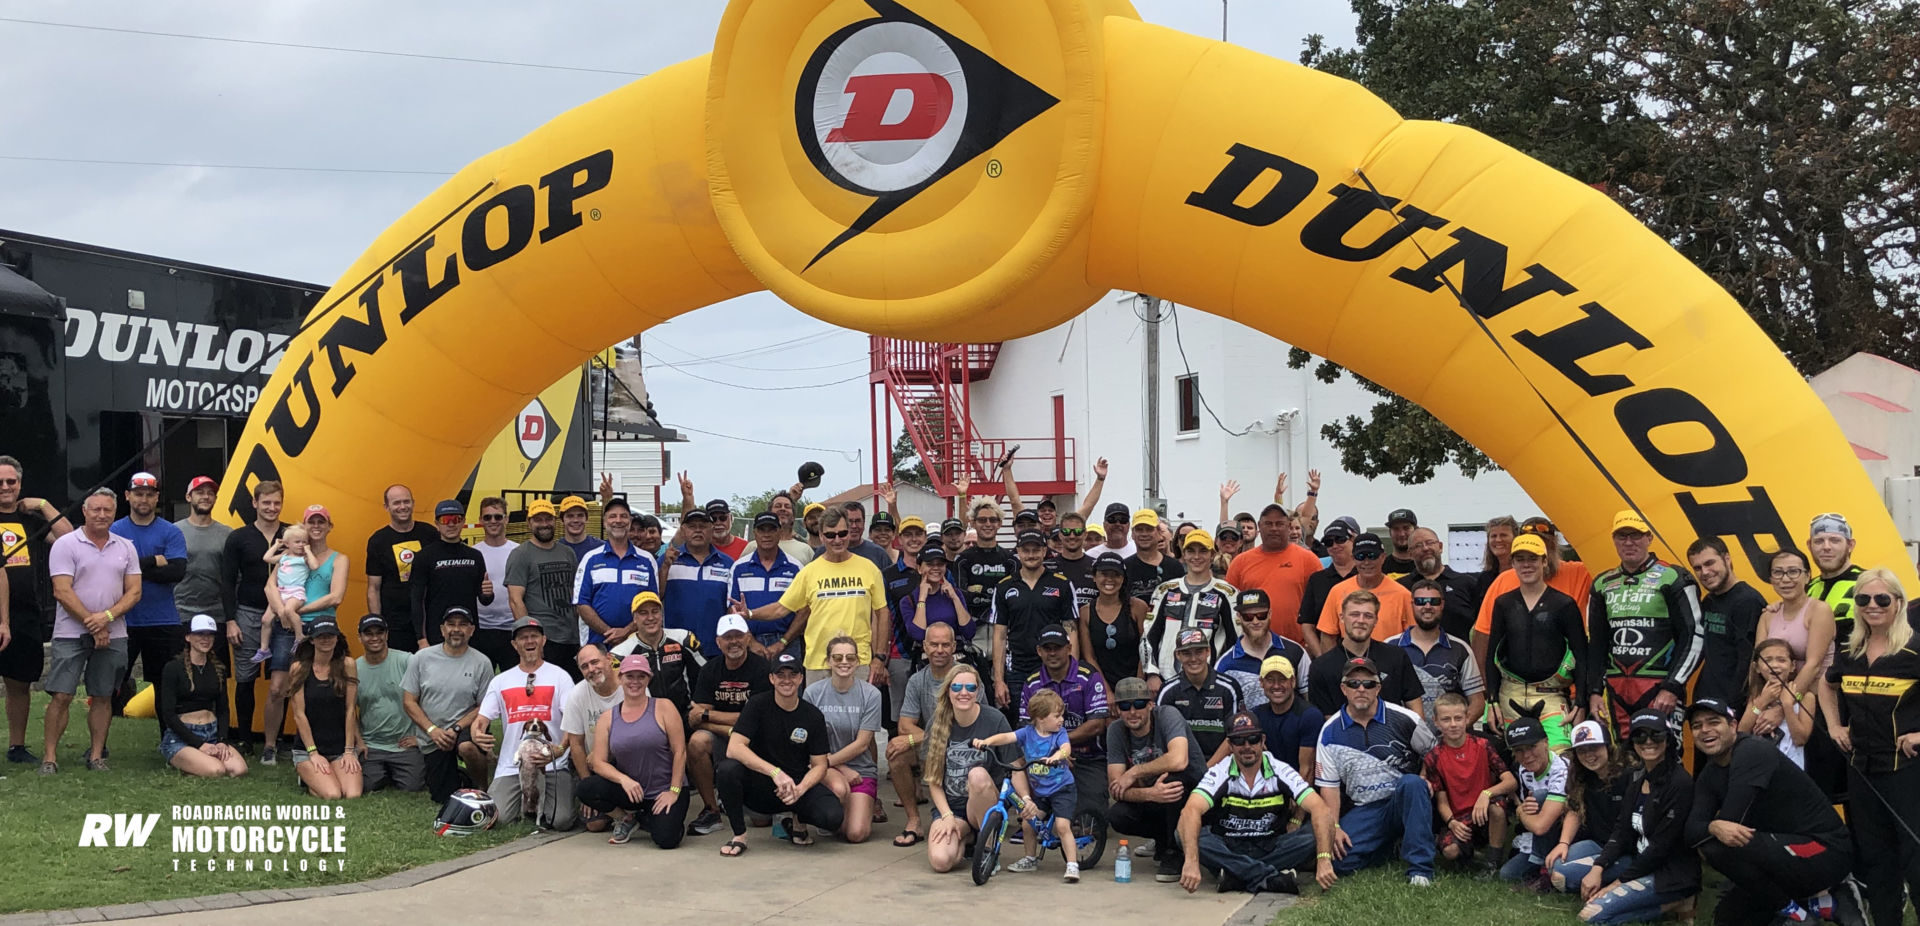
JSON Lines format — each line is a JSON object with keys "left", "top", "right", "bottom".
{"left": 433, "top": 788, "right": 498, "bottom": 836}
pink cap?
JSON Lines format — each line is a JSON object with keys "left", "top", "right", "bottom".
{"left": 303, "top": 504, "right": 331, "bottom": 523}
{"left": 618, "top": 654, "right": 653, "bottom": 676}
{"left": 187, "top": 476, "right": 218, "bottom": 493}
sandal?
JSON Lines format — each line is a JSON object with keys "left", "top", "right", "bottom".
{"left": 872, "top": 808, "right": 889, "bottom": 824}
{"left": 892, "top": 830, "right": 924, "bottom": 847}
{"left": 788, "top": 824, "right": 814, "bottom": 847}
{"left": 720, "top": 838, "right": 748, "bottom": 857}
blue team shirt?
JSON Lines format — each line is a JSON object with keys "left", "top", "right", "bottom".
{"left": 1016, "top": 725, "right": 1074, "bottom": 796}
{"left": 729, "top": 547, "right": 801, "bottom": 636}
{"left": 572, "top": 542, "right": 659, "bottom": 645}
{"left": 110, "top": 517, "right": 188, "bottom": 628}
{"left": 1253, "top": 699, "right": 1325, "bottom": 775}
{"left": 664, "top": 544, "right": 734, "bottom": 650}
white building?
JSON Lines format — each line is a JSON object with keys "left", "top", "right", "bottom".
{"left": 967, "top": 296, "right": 1543, "bottom": 569}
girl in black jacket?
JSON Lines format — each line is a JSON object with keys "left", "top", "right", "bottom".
{"left": 1578, "top": 711, "right": 1699, "bottom": 923}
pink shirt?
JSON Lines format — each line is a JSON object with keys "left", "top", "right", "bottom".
{"left": 48, "top": 529, "right": 141, "bottom": 640}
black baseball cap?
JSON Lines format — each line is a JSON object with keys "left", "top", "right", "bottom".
{"left": 307, "top": 620, "right": 340, "bottom": 638}
{"left": 603, "top": 496, "right": 632, "bottom": 514}
{"left": 1505, "top": 716, "right": 1548, "bottom": 747}
{"left": 1686, "top": 698, "right": 1738, "bottom": 724}
{"left": 1013, "top": 509, "right": 1040, "bottom": 525}
{"left": 1104, "top": 502, "right": 1130, "bottom": 521}
{"left": 1235, "top": 589, "right": 1271, "bottom": 614}
{"left": 682, "top": 507, "right": 712, "bottom": 523}
{"left": 1036, "top": 498, "right": 1056, "bottom": 510}
{"left": 1341, "top": 656, "right": 1380, "bottom": 677}
{"left": 871, "top": 511, "right": 896, "bottom": 529}
{"left": 1091, "top": 552, "right": 1126, "bottom": 574}
{"left": 919, "top": 544, "right": 948, "bottom": 564}
{"left": 1352, "top": 532, "right": 1385, "bottom": 558}
{"left": 1387, "top": 508, "right": 1418, "bottom": 527}
{"left": 1629, "top": 710, "right": 1670, "bottom": 736}
{"left": 440, "top": 606, "right": 475, "bottom": 625}
{"left": 704, "top": 499, "right": 730, "bottom": 516}
{"left": 772, "top": 651, "right": 804, "bottom": 673}
{"left": 940, "top": 518, "right": 964, "bottom": 534}
{"left": 1037, "top": 624, "right": 1071, "bottom": 648}
{"left": 357, "top": 614, "right": 387, "bottom": 633}
{"left": 1016, "top": 530, "right": 1048, "bottom": 548}
{"left": 753, "top": 512, "right": 780, "bottom": 530}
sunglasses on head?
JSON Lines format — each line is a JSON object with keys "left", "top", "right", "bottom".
{"left": 1412, "top": 596, "right": 1443, "bottom": 606}
{"left": 821, "top": 530, "right": 850, "bottom": 540}
{"left": 1227, "top": 733, "right": 1263, "bottom": 747}
{"left": 1856, "top": 593, "right": 1899, "bottom": 607}
{"left": 949, "top": 682, "right": 980, "bottom": 694}
{"left": 1115, "top": 698, "right": 1152, "bottom": 711}
{"left": 1342, "top": 678, "right": 1380, "bottom": 690}
{"left": 1629, "top": 729, "right": 1666, "bottom": 745}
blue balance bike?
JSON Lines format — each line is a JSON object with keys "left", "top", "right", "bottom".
{"left": 971, "top": 752, "right": 1107, "bottom": 885}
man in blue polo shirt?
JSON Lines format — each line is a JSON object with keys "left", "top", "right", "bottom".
{"left": 729, "top": 512, "right": 801, "bottom": 660}
{"left": 662, "top": 507, "right": 733, "bottom": 650}
{"left": 571, "top": 497, "right": 658, "bottom": 647}
{"left": 1315, "top": 656, "right": 1437, "bottom": 886}
{"left": 1020, "top": 623, "right": 1111, "bottom": 820}
{"left": 1395, "top": 579, "right": 1484, "bottom": 725}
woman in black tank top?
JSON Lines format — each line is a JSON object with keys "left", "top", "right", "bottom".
{"left": 1079, "top": 555, "right": 1147, "bottom": 686}
{"left": 289, "top": 622, "right": 362, "bottom": 799}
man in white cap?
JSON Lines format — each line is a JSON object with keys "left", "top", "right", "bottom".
{"left": 684, "top": 612, "right": 769, "bottom": 836}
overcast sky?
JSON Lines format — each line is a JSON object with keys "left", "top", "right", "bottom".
{"left": 0, "top": 0, "right": 1357, "bottom": 498}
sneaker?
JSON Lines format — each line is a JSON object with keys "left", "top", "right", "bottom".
{"left": 1008, "top": 855, "right": 1040, "bottom": 873}
{"left": 259, "top": 747, "right": 277, "bottom": 766}
{"left": 688, "top": 809, "right": 724, "bottom": 836}
{"left": 1063, "top": 862, "right": 1080, "bottom": 883}
{"left": 86, "top": 756, "right": 109, "bottom": 772}
{"left": 38, "top": 760, "right": 56, "bottom": 776}
{"left": 1155, "top": 855, "right": 1182, "bottom": 883}
{"left": 6, "top": 745, "right": 36, "bottom": 764}
{"left": 608, "top": 816, "right": 639, "bottom": 845}
{"left": 1266, "top": 870, "right": 1301, "bottom": 895}
{"left": 1133, "top": 838, "right": 1157, "bottom": 857}
{"left": 1828, "top": 877, "right": 1870, "bottom": 926}
{"left": 1008, "top": 829, "right": 1024, "bottom": 845}
{"left": 251, "top": 648, "right": 271, "bottom": 665}
{"left": 1217, "top": 871, "right": 1244, "bottom": 894}
{"left": 1408, "top": 874, "right": 1433, "bottom": 888}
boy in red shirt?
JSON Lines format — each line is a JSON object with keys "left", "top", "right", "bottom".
{"left": 1422, "top": 692, "right": 1516, "bottom": 870}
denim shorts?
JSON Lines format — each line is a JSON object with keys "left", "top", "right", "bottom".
{"left": 160, "top": 721, "right": 221, "bottom": 761}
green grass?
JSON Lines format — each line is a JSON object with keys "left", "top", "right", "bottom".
{"left": 0, "top": 692, "right": 526, "bottom": 914}
{"left": 1270, "top": 862, "right": 1709, "bottom": 926}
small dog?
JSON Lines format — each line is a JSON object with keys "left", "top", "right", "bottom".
{"left": 516, "top": 719, "right": 554, "bottom": 827}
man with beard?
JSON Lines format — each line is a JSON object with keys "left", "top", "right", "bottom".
{"left": 1685, "top": 538, "right": 1766, "bottom": 711}
{"left": 1396, "top": 527, "right": 1479, "bottom": 640}
{"left": 1107, "top": 675, "right": 1207, "bottom": 883}
{"left": 572, "top": 497, "right": 659, "bottom": 648}
{"left": 1381, "top": 509, "right": 1419, "bottom": 578}
{"left": 1394, "top": 579, "right": 1484, "bottom": 726}
{"left": 411, "top": 501, "right": 496, "bottom": 649}
{"left": 506, "top": 500, "right": 581, "bottom": 675}
{"left": 0, "top": 455, "right": 71, "bottom": 764}
{"left": 402, "top": 607, "right": 495, "bottom": 803}
{"left": 365, "top": 484, "right": 438, "bottom": 652}
{"left": 172, "top": 477, "right": 230, "bottom": 669}
{"left": 353, "top": 614, "right": 422, "bottom": 792}
{"left": 560, "top": 642, "right": 622, "bottom": 831}
{"left": 473, "top": 616, "right": 577, "bottom": 829}
{"left": 1046, "top": 511, "right": 1099, "bottom": 615}
{"left": 1215, "top": 589, "right": 1310, "bottom": 706}
{"left": 1305, "top": 591, "right": 1425, "bottom": 717}
{"left": 109, "top": 472, "right": 187, "bottom": 715}
{"left": 221, "top": 480, "right": 288, "bottom": 753}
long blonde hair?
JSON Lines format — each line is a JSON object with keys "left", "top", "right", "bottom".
{"left": 1844, "top": 567, "right": 1911, "bottom": 659}
{"left": 921, "top": 663, "right": 982, "bottom": 788}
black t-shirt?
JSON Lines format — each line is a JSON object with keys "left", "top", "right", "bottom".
{"left": 1047, "top": 553, "right": 1098, "bottom": 613}
{"left": 1298, "top": 562, "right": 1355, "bottom": 632}
{"left": 411, "top": 537, "right": 491, "bottom": 643}
{"left": 954, "top": 546, "right": 1018, "bottom": 619}
{"left": 1696, "top": 582, "right": 1766, "bottom": 708}
{"left": 1397, "top": 567, "right": 1480, "bottom": 640}
{"left": 1687, "top": 734, "right": 1847, "bottom": 850}
{"left": 693, "top": 652, "right": 773, "bottom": 715}
{"left": 221, "top": 521, "right": 285, "bottom": 616}
{"left": 733, "top": 692, "right": 829, "bottom": 779}
{"left": 1305, "top": 639, "right": 1425, "bottom": 716}
{"left": 1382, "top": 554, "right": 1418, "bottom": 578}
{"left": 0, "top": 506, "right": 55, "bottom": 627}
{"left": 366, "top": 523, "right": 439, "bottom": 634}
{"left": 1123, "top": 554, "right": 1182, "bottom": 603}
{"left": 989, "top": 571, "right": 1080, "bottom": 681}
{"left": 1826, "top": 642, "right": 1920, "bottom": 775}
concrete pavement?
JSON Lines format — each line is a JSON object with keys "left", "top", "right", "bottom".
{"left": 108, "top": 826, "right": 1258, "bottom": 926}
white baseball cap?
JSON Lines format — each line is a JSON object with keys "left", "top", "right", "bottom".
{"left": 717, "top": 614, "right": 750, "bottom": 638}
{"left": 187, "top": 614, "right": 219, "bottom": 635}
{"left": 1569, "top": 720, "right": 1608, "bottom": 749}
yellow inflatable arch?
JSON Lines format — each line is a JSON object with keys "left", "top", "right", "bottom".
{"left": 216, "top": 0, "right": 1915, "bottom": 615}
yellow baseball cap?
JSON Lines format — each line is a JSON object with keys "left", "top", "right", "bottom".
{"left": 1131, "top": 509, "right": 1160, "bottom": 528}
{"left": 1510, "top": 533, "right": 1548, "bottom": 557}
{"left": 899, "top": 516, "right": 927, "bottom": 532}
{"left": 526, "top": 499, "right": 557, "bottom": 519}
{"left": 1259, "top": 655, "right": 1295, "bottom": 679}
{"left": 1084, "top": 522, "right": 1105, "bottom": 539}
{"left": 560, "top": 495, "right": 589, "bottom": 514}
{"left": 630, "top": 590, "right": 662, "bottom": 612}
{"left": 803, "top": 502, "right": 826, "bottom": 517}
{"left": 1183, "top": 529, "right": 1215, "bottom": 551}
{"left": 1611, "top": 509, "right": 1651, "bottom": 535}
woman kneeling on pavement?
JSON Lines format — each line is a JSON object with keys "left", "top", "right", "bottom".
{"left": 157, "top": 614, "right": 249, "bottom": 778}
{"left": 804, "top": 635, "right": 884, "bottom": 844}
{"left": 923, "top": 662, "right": 1016, "bottom": 872}
{"left": 289, "top": 621, "right": 363, "bottom": 799}
{"left": 1574, "top": 711, "right": 1697, "bottom": 924}
{"left": 579, "top": 653, "right": 689, "bottom": 848}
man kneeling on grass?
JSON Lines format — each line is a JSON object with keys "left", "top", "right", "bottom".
{"left": 1177, "top": 711, "right": 1335, "bottom": 895}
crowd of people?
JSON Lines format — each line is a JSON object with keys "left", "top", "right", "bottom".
{"left": 3, "top": 450, "right": 1919, "bottom": 923}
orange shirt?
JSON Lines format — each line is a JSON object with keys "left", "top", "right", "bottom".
{"left": 1472, "top": 561, "right": 1596, "bottom": 635}
{"left": 1225, "top": 543, "right": 1323, "bottom": 643}
{"left": 1315, "top": 575, "right": 1415, "bottom": 641}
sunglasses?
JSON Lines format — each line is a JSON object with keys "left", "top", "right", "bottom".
{"left": 821, "top": 530, "right": 850, "bottom": 540}
{"left": 1412, "top": 596, "right": 1443, "bottom": 606}
{"left": 1239, "top": 613, "right": 1270, "bottom": 623}
{"left": 1353, "top": 551, "right": 1382, "bottom": 561}
{"left": 949, "top": 682, "right": 980, "bottom": 694}
{"left": 1227, "top": 734, "right": 1263, "bottom": 747}
{"left": 1629, "top": 729, "right": 1666, "bottom": 745}
{"left": 828, "top": 653, "right": 860, "bottom": 663}
{"left": 1059, "top": 528, "right": 1085, "bottom": 536}
{"left": 438, "top": 515, "right": 463, "bottom": 524}
{"left": 1342, "top": 678, "right": 1380, "bottom": 690}
{"left": 1856, "top": 593, "right": 1899, "bottom": 608}
{"left": 1116, "top": 699, "right": 1152, "bottom": 711}
{"left": 0, "top": 478, "right": 18, "bottom": 486}
{"left": 480, "top": 514, "right": 505, "bottom": 522}
{"left": 524, "top": 672, "right": 537, "bottom": 697}
{"left": 976, "top": 518, "right": 1002, "bottom": 525}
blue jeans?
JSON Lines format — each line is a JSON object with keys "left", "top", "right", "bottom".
{"left": 1334, "top": 773, "right": 1434, "bottom": 878}
{"left": 1500, "top": 838, "right": 1605, "bottom": 883}
{"left": 159, "top": 721, "right": 220, "bottom": 761}
{"left": 1579, "top": 875, "right": 1691, "bottom": 924}
{"left": 1199, "top": 827, "right": 1317, "bottom": 891}
{"left": 1548, "top": 840, "right": 1608, "bottom": 891}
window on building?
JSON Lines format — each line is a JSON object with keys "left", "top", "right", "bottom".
{"left": 1176, "top": 374, "right": 1200, "bottom": 433}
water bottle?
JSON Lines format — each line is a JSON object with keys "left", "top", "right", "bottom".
{"left": 1114, "top": 839, "right": 1132, "bottom": 882}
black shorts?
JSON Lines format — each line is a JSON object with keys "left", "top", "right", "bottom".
{"left": 0, "top": 614, "right": 45, "bottom": 684}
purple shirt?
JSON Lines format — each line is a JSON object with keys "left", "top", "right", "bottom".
{"left": 1018, "top": 658, "right": 1110, "bottom": 762}
{"left": 48, "top": 529, "right": 141, "bottom": 640}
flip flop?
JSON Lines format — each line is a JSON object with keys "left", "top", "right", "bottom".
{"left": 720, "top": 838, "right": 748, "bottom": 857}
{"left": 892, "top": 830, "right": 924, "bottom": 847}
{"left": 788, "top": 825, "right": 814, "bottom": 847}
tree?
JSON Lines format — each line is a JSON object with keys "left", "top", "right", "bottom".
{"left": 1295, "top": 0, "right": 1919, "bottom": 483}
{"left": 891, "top": 427, "right": 932, "bottom": 488}
{"left": 730, "top": 488, "right": 810, "bottom": 517}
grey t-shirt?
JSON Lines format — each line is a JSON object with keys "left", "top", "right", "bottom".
{"left": 1106, "top": 705, "right": 1207, "bottom": 783}
{"left": 356, "top": 651, "right": 413, "bottom": 752}
{"left": 804, "top": 678, "right": 884, "bottom": 778}
{"left": 504, "top": 541, "right": 579, "bottom": 645}
{"left": 901, "top": 664, "right": 948, "bottom": 726}
{"left": 560, "top": 678, "right": 623, "bottom": 757}
{"left": 940, "top": 709, "right": 1015, "bottom": 807}
{"left": 173, "top": 519, "right": 232, "bottom": 617}
{"left": 399, "top": 644, "right": 494, "bottom": 752}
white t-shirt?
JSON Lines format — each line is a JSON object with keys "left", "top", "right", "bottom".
{"left": 478, "top": 662, "right": 574, "bottom": 778}
{"left": 560, "top": 678, "right": 624, "bottom": 755}
{"left": 477, "top": 539, "right": 519, "bottom": 631}
{"left": 1101, "top": 538, "right": 1138, "bottom": 560}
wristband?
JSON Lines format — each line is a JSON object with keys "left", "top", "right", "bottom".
{"left": 1306, "top": 491, "right": 1318, "bottom": 497}
{"left": 669, "top": 785, "right": 682, "bottom": 794}
{"left": 1316, "top": 852, "right": 1332, "bottom": 860}
{"left": 428, "top": 725, "right": 440, "bottom": 735}
{"left": 104, "top": 609, "right": 114, "bottom": 622}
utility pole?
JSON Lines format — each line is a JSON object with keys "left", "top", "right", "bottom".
{"left": 1139, "top": 293, "right": 1162, "bottom": 514}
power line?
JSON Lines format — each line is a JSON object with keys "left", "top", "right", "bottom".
{"left": 1163, "top": 297, "right": 1252, "bottom": 437}
{"left": 0, "top": 154, "right": 454, "bottom": 176}
{"left": 0, "top": 17, "right": 647, "bottom": 76}
{"left": 645, "top": 329, "right": 855, "bottom": 367}
{"left": 643, "top": 351, "right": 868, "bottom": 392}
